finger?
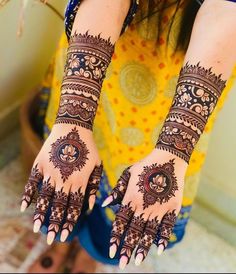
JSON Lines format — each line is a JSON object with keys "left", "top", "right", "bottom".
{"left": 33, "top": 177, "right": 55, "bottom": 233}
{"left": 86, "top": 163, "right": 103, "bottom": 211}
{"left": 47, "top": 187, "right": 69, "bottom": 245}
{"left": 135, "top": 216, "right": 160, "bottom": 266}
{"left": 157, "top": 210, "right": 178, "bottom": 256}
{"left": 60, "top": 187, "right": 84, "bottom": 242}
{"left": 119, "top": 213, "right": 146, "bottom": 270}
{"left": 109, "top": 202, "right": 133, "bottom": 260}
{"left": 102, "top": 166, "right": 131, "bottom": 207}
{"left": 21, "top": 163, "right": 43, "bottom": 212}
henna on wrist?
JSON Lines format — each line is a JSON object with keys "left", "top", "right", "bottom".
{"left": 56, "top": 32, "right": 115, "bottom": 130}
{"left": 49, "top": 127, "right": 89, "bottom": 182}
{"left": 156, "top": 63, "right": 226, "bottom": 163}
{"left": 137, "top": 160, "right": 178, "bottom": 209}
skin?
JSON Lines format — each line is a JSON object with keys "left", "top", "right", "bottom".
{"left": 22, "top": 0, "right": 236, "bottom": 272}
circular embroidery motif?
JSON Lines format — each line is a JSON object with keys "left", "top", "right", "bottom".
{"left": 120, "top": 63, "right": 157, "bottom": 105}
{"left": 137, "top": 159, "right": 178, "bottom": 209}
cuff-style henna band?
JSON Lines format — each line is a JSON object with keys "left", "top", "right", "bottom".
{"left": 156, "top": 62, "right": 226, "bottom": 163}
{"left": 55, "top": 31, "right": 115, "bottom": 130}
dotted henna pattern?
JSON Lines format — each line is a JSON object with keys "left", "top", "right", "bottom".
{"left": 137, "top": 160, "right": 178, "bottom": 209}
{"left": 49, "top": 127, "right": 89, "bottom": 182}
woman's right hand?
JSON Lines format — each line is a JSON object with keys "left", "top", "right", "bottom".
{"left": 20, "top": 123, "right": 102, "bottom": 245}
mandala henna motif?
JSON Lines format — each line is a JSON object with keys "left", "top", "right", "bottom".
{"left": 55, "top": 32, "right": 115, "bottom": 130}
{"left": 120, "top": 214, "right": 146, "bottom": 263}
{"left": 156, "top": 210, "right": 177, "bottom": 251}
{"left": 137, "top": 160, "right": 178, "bottom": 209}
{"left": 21, "top": 163, "right": 43, "bottom": 207}
{"left": 86, "top": 163, "right": 103, "bottom": 198}
{"left": 34, "top": 178, "right": 54, "bottom": 227}
{"left": 156, "top": 63, "right": 226, "bottom": 163}
{"left": 49, "top": 127, "right": 89, "bottom": 182}
{"left": 110, "top": 167, "right": 131, "bottom": 205}
{"left": 62, "top": 188, "right": 84, "bottom": 234}
{"left": 135, "top": 217, "right": 159, "bottom": 261}
{"left": 48, "top": 189, "right": 68, "bottom": 236}
{"left": 110, "top": 203, "right": 134, "bottom": 253}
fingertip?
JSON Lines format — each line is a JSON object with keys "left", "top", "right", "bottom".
{"left": 101, "top": 195, "right": 113, "bottom": 208}
{"left": 157, "top": 245, "right": 164, "bottom": 256}
{"left": 88, "top": 195, "right": 96, "bottom": 211}
{"left": 33, "top": 220, "right": 41, "bottom": 233}
{"left": 109, "top": 244, "right": 117, "bottom": 259}
{"left": 135, "top": 253, "right": 143, "bottom": 266}
{"left": 60, "top": 229, "right": 69, "bottom": 243}
{"left": 47, "top": 231, "right": 55, "bottom": 245}
{"left": 20, "top": 201, "right": 28, "bottom": 213}
{"left": 119, "top": 256, "right": 128, "bottom": 270}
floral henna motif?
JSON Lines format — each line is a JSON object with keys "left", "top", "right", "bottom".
{"left": 86, "top": 164, "right": 103, "bottom": 198}
{"left": 110, "top": 167, "right": 131, "bottom": 205}
{"left": 48, "top": 189, "right": 68, "bottom": 237}
{"left": 34, "top": 178, "right": 54, "bottom": 228}
{"left": 156, "top": 210, "right": 177, "bottom": 251}
{"left": 137, "top": 160, "right": 178, "bottom": 209}
{"left": 21, "top": 163, "right": 43, "bottom": 208}
{"left": 135, "top": 217, "right": 159, "bottom": 262}
{"left": 49, "top": 128, "right": 89, "bottom": 182}
{"left": 62, "top": 188, "right": 84, "bottom": 235}
{"left": 56, "top": 32, "right": 115, "bottom": 130}
{"left": 120, "top": 214, "right": 146, "bottom": 264}
{"left": 110, "top": 203, "right": 134, "bottom": 256}
{"left": 156, "top": 63, "right": 226, "bottom": 163}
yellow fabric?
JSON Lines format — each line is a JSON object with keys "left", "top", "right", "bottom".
{"left": 44, "top": 5, "right": 236, "bottom": 210}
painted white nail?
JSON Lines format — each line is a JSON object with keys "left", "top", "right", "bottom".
{"left": 119, "top": 256, "right": 128, "bottom": 270}
{"left": 33, "top": 220, "right": 41, "bottom": 233}
{"left": 89, "top": 195, "right": 96, "bottom": 211}
{"left": 47, "top": 231, "right": 55, "bottom": 245}
{"left": 135, "top": 253, "right": 143, "bottom": 266}
{"left": 101, "top": 196, "right": 113, "bottom": 208}
{"left": 157, "top": 245, "right": 164, "bottom": 256}
{"left": 60, "top": 229, "right": 69, "bottom": 243}
{"left": 20, "top": 201, "right": 27, "bottom": 212}
{"left": 109, "top": 244, "right": 117, "bottom": 259}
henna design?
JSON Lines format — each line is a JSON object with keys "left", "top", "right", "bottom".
{"left": 48, "top": 189, "right": 68, "bottom": 236}
{"left": 21, "top": 163, "right": 43, "bottom": 208}
{"left": 62, "top": 188, "right": 84, "bottom": 235}
{"left": 86, "top": 164, "right": 103, "bottom": 198}
{"left": 157, "top": 210, "right": 177, "bottom": 251}
{"left": 137, "top": 160, "right": 178, "bottom": 209}
{"left": 109, "top": 167, "right": 131, "bottom": 206}
{"left": 56, "top": 32, "right": 115, "bottom": 130}
{"left": 120, "top": 214, "right": 146, "bottom": 264}
{"left": 135, "top": 217, "right": 159, "bottom": 262}
{"left": 110, "top": 203, "right": 134, "bottom": 255}
{"left": 156, "top": 63, "right": 226, "bottom": 163}
{"left": 49, "top": 127, "right": 89, "bottom": 182}
{"left": 34, "top": 178, "right": 54, "bottom": 227}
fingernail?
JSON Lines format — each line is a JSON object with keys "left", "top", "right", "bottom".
{"left": 135, "top": 253, "right": 143, "bottom": 266}
{"left": 20, "top": 201, "right": 27, "bottom": 212}
{"left": 47, "top": 231, "right": 55, "bottom": 245}
{"left": 60, "top": 229, "right": 69, "bottom": 242}
{"left": 89, "top": 195, "right": 96, "bottom": 211}
{"left": 101, "top": 196, "right": 113, "bottom": 208}
{"left": 119, "top": 256, "right": 128, "bottom": 270}
{"left": 109, "top": 244, "right": 117, "bottom": 259}
{"left": 33, "top": 220, "right": 42, "bottom": 233}
{"left": 157, "top": 245, "right": 164, "bottom": 256}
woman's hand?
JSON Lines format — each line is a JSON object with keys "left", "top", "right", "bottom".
{"left": 21, "top": 124, "right": 102, "bottom": 244}
{"left": 102, "top": 148, "right": 188, "bottom": 269}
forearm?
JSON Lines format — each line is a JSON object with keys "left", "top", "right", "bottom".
{"left": 56, "top": 0, "right": 131, "bottom": 130}
{"left": 156, "top": 0, "right": 236, "bottom": 163}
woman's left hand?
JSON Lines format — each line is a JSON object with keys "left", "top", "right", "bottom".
{"left": 102, "top": 148, "right": 188, "bottom": 269}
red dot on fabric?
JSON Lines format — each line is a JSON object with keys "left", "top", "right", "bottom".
{"left": 141, "top": 40, "right": 146, "bottom": 47}
{"left": 120, "top": 111, "right": 125, "bottom": 116}
{"left": 145, "top": 141, "right": 149, "bottom": 145}
{"left": 140, "top": 150, "right": 144, "bottom": 154}
{"left": 114, "top": 71, "right": 118, "bottom": 75}
{"left": 139, "top": 54, "right": 145, "bottom": 61}
{"left": 158, "top": 38, "right": 165, "bottom": 45}
{"left": 145, "top": 128, "right": 151, "bottom": 133}
{"left": 97, "top": 110, "right": 101, "bottom": 116}
{"left": 116, "top": 137, "right": 120, "bottom": 142}
{"left": 165, "top": 74, "right": 170, "bottom": 80}
{"left": 152, "top": 51, "right": 157, "bottom": 56}
{"left": 159, "top": 63, "right": 165, "bottom": 69}
{"left": 112, "top": 53, "right": 117, "bottom": 60}
{"left": 118, "top": 149, "right": 122, "bottom": 154}
{"left": 108, "top": 83, "right": 112, "bottom": 89}
{"left": 129, "top": 147, "right": 134, "bottom": 152}
{"left": 151, "top": 110, "right": 157, "bottom": 115}
{"left": 175, "top": 59, "right": 180, "bottom": 65}
{"left": 114, "top": 98, "right": 118, "bottom": 104}
{"left": 122, "top": 44, "right": 127, "bottom": 51}
{"left": 143, "top": 118, "right": 148, "bottom": 122}
{"left": 130, "top": 24, "right": 135, "bottom": 31}
{"left": 130, "top": 120, "right": 136, "bottom": 126}
{"left": 130, "top": 39, "right": 135, "bottom": 45}
{"left": 131, "top": 107, "right": 137, "bottom": 113}
{"left": 129, "top": 158, "right": 134, "bottom": 162}
{"left": 161, "top": 100, "right": 166, "bottom": 105}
